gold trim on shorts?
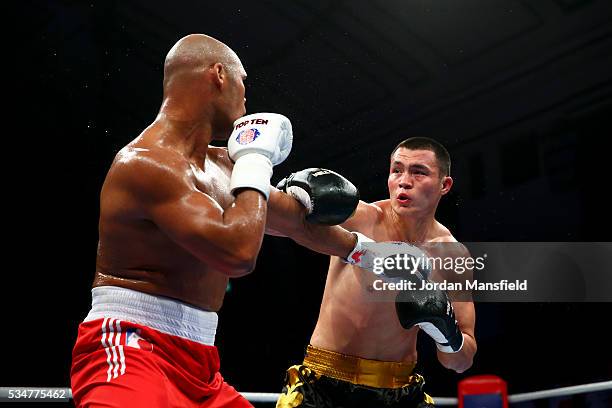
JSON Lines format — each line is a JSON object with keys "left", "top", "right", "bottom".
{"left": 303, "top": 345, "right": 417, "bottom": 389}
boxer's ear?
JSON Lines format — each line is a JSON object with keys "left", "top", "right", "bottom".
{"left": 210, "top": 62, "right": 225, "bottom": 88}
{"left": 441, "top": 176, "right": 453, "bottom": 195}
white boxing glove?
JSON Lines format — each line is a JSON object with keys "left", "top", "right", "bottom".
{"left": 228, "top": 113, "right": 293, "bottom": 200}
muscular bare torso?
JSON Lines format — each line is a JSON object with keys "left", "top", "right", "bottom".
{"left": 94, "top": 131, "right": 235, "bottom": 311}
{"left": 310, "top": 200, "right": 453, "bottom": 363}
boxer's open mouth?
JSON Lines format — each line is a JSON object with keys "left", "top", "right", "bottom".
{"left": 397, "top": 193, "right": 412, "bottom": 205}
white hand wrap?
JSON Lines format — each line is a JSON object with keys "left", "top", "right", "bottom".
{"left": 343, "top": 232, "right": 376, "bottom": 268}
{"left": 229, "top": 153, "right": 273, "bottom": 200}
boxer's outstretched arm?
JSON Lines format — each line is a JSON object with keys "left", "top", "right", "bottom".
{"left": 340, "top": 200, "right": 382, "bottom": 237}
{"left": 114, "top": 152, "right": 267, "bottom": 277}
{"left": 266, "top": 188, "right": 357, "bottom": 258}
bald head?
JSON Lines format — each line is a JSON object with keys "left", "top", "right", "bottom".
{"left": 163, "top": 34, "right": 244, "bottom": 93}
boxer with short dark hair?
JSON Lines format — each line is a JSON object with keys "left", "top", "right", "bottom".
{"left": 70, "top": 33, "right": 365, "bottom": 408}
{"left": 277, "top": 137, "right": 477, "bottom": 408}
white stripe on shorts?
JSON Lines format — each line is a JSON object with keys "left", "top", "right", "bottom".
{"left": 100, "top": 318, "right": 113, "bottom": 382}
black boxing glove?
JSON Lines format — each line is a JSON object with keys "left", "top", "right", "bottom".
{"left": 395, "top": 287, "right": 464, "bottom": 353}
{"left": 276, "top": 168, "right": 359, "bottom": 225}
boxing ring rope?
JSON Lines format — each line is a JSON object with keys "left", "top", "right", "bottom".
{"left": 239, "top": 392, "right": 461, "bottom": 405}
{"left": 507, "top": 380, "right": 612, "bottom": 403}
{"left": 245, "top": 380, "right": 612, "bottom": 404}
{"left": 1, "top": 380, "right": 611, "bottom": 404}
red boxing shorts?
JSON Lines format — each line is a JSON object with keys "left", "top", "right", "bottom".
{"left": 71, "top": 286, "right": 252, "bottom": 408}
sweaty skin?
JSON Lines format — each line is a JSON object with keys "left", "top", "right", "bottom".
{"left": 93, "top": 34, "right": 356, "bottom": 312}
{"left": 94, "top": 142, "right": 244, "bottom": 311}
{"left": 310, "top": 148, "right": 477, "bottom": 373}
{"left": 310, "top": 202, "right": 452, "bottom": 362}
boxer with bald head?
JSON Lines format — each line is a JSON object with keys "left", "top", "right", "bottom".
{"left": 277, "top": 137, "right": 477, "bottom": 408}
{"left": 70, "top": 34, "right": 362, "bottom": 408}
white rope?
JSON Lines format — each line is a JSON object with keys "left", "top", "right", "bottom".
{"left": 430, "top": 396, "right": 458, "bottom": 405}
{"left": 1, "top": 380, "right": 610, "bottom": 403}
{"left": 240, "top": 392, "right": 280, "bottom": 403}
{"left": 239, "top": 381, "right": 612, "bottom": 404}
{"left": 242, "top": 393, "right": 463, "bottom": 405}
{"left": 508, "top": 380, "right": 612, "bottom": 403}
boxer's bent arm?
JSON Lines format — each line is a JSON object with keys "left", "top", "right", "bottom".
{"left": 121, "top": 155, "right": 266, "bottom": 277}
{"left": 152, "top": 189, "right": 267, "bottom": 277}
{"left": 433, "top": 242, "right": 477, "bottom": 373}
{"left": 436, "top": 301, "right": 476, "bottom": 373}
{"left": 266, "top": 188, "right": 356, "bottom": 258}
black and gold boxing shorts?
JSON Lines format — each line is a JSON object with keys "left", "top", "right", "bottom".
{"left": 276, "top": 345, "right": 435, "bottom": 408}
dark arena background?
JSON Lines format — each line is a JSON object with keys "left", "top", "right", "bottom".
{"left": 8, "top": 0, "right": 612, "bottom": 407}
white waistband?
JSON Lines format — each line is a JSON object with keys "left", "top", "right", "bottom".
{"left": 84, "top": 286, "right": 217, "bottom": 346}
